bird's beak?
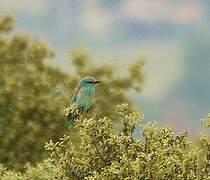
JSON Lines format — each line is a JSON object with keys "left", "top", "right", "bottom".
{"left": 93, "top": 80, "right": 101, "bottom": 85}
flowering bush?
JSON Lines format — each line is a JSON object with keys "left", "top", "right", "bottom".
{"left": 44, "top": 104, "right": 210, "bottom": 179}
{"left": 0, "top": 104, "right": 209, "bottom": 179}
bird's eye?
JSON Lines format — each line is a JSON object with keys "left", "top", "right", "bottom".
{"left": 87, "top": 81, "right": 93, "bottom": 84}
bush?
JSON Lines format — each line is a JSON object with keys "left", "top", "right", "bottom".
{"left": 44, "top": 104, "right": 210, "bottom": 179}
{"left": 0, "top": 104, "right": 209, "bottom": 179}
{"left": 0, "top": 160, "right": 62, "bottom": 180}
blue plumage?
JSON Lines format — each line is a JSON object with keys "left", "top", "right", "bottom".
{"left": 64, "top": 76, "right": 100, "bottom": 129}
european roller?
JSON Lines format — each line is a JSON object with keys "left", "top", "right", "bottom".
{"left": 64, "top": 76, "right": 101, "bottom": 129}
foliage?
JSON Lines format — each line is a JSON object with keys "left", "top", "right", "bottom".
{"left": 201, "top": 113, "right": 210, "bottom": 128}
{"left": 0, "top": 105, "right": 209, "bottom": 179}
{"left": 0, "top": 16, "right": 144, "bottom": 170}
{"left": 0, "top": 160, "right": 63, "bottom": 180}
{"left": 0, "top": 16, "right": 67, "bottom": 170}
{"left": 44, "top": 104, "right": 210, "bottom": 180}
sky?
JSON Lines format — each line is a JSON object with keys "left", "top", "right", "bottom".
{"left": 0, "top": 0, "right": 210, "bottom": 135}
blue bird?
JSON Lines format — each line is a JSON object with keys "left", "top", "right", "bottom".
{"left": 64, "top": 76, "right": 101, "bottom": 129}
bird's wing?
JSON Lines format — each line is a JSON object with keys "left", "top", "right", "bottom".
{"left": 70, "top": 84, "right": 81, "bottom": 105}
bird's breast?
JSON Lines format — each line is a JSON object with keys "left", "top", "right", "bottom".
{"left": 76, "top": 87, "right": 95, "bottom": 109}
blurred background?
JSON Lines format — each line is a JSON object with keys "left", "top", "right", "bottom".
{"left": 0, "top": 0, "right": 210, "bottom": 170}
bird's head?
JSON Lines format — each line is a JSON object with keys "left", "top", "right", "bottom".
{"left": 79, "top": 76, "right": 101, "bottom": 87}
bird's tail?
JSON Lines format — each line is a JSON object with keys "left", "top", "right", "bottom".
{"left": 64, "top": 114, "right": 78, "bottom": 129}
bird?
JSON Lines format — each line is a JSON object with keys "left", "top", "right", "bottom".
{"left": 64, "top": 76, "right": 101, "bottom": 129}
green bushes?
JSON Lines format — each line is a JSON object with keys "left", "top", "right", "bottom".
{"left": 44, "top": 104, "right": 209, "bottom": 179}
{"left": 0, "top": 161, "right": 61, "bottom": 180}
{"left": 0, "top": 104, "right": 209, "bottom": 179}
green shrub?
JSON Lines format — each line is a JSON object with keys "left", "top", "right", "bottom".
{"left": 0, "top": 104, "right": 209, "bottom": 179}
{"left": 44, "top": 104, "right": 210, "bottom": 179}
{"left": 0, "top": 160, "right": 63, "bottom": 180}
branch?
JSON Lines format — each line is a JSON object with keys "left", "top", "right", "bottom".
{"left": 92, "top": 140, "right": 108, "bottom": 164}
{"left": 200, "top": 151, "right": 210, "bottom": 179}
